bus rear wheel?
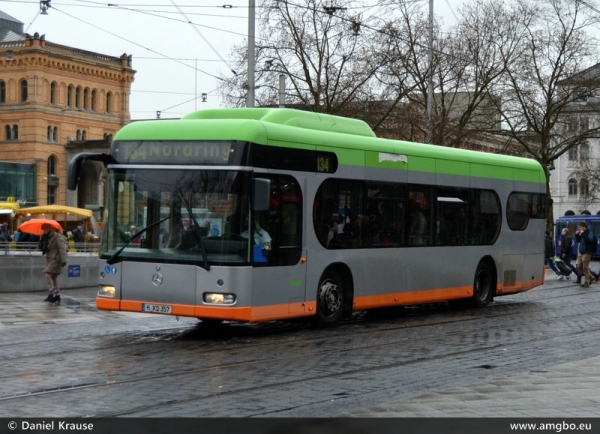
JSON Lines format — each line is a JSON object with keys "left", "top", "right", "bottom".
{"left": 313, "top": 270, "right": 345, "bottom": 327}
{"left": 472, "top": 262, "right": 493, "bottom": 308}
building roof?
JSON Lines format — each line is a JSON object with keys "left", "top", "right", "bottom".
{"left": 0, "top": 10, "right": 22, "bottom": 25}
{"left": 0, "top": 10, "right": 24, "bottom": 41}
{"left": 0, "top": 28, "right": 22, "bottom": 42}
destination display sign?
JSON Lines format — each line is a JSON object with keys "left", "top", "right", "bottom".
{"left": 112, "top": 141, "right": 239, "bottom": 165}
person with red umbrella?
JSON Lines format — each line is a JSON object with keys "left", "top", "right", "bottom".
{"left": 40, "top": 223, "right": 68, "bottom": 304}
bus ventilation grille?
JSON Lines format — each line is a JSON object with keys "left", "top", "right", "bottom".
{"left": 503, "top": 270, "right": 517, "bottom": 287}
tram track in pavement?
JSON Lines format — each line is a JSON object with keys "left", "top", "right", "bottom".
{"left": 1, "top": 285, "right": 599, "bottom": 416}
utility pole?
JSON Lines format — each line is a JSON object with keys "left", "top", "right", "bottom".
{"left": 427, "top": 0, "right": 433, "bottom": 143}
{"left": 247, "top": 0, "right": 255, "bottom": 108}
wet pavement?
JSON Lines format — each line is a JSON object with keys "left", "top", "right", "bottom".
{"left": 1, "top": 266, "right": 600, "bottom": 418}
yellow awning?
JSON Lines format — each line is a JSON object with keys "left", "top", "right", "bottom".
{"left": 0, "top": 202, "right": 20, "bottom": 210}
{"left": 15, "top": 205, "right": 93, "bottom": 219}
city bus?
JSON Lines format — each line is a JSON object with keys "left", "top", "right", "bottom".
{"left": 555, "top": 215, "right": 600, "bottom": 258}
{"left": 67, "top": 108, "right": 546, "bottom": 326}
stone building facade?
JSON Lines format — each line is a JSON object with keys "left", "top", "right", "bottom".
{"left": 0, "top": 10, "right": 135, "bottom": 209}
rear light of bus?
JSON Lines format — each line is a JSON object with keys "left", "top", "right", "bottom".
{"left": 99, "top": 285, "right": 116, "bottom": 298}
{"left": 203, "top": 293, "right": 236, "bottom": 305}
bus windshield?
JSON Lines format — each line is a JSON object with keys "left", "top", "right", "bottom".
{"left": 102, "top": 169, "right": 253, "bottom": 266}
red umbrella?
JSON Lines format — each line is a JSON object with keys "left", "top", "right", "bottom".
{"left": 18, "top": 218, "right": 63, "bottom": 236}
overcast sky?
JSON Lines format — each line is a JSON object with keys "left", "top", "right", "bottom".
{"left": 0, "top": 0, "right": 462, "bottom": 120}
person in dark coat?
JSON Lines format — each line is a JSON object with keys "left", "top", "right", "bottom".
{"left": 42, "top": 224, "right": 68, "bottom": 304}
{"left": 72, "top": 223, "right": 86, "bottom": 251}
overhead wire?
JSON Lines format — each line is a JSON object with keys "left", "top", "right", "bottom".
{"left": 50, "top": 5, "right": 224, "bottom": 80}
{"left": 168, "top": 0, "right": 237, "bottom": 75}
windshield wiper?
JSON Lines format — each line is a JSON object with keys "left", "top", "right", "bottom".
{"left": 179, "top": 191, "right": 210, "bottom": 271}
{"left": 106, "top": 216, "right": 169, "bottom": 265}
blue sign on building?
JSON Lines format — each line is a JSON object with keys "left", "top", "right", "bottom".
{"left": 68, "top": 265, "right": 81, "bottom": 278}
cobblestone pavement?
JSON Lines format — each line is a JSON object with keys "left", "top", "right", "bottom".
{"left": 0, "top": 267, "right": 600, "bottom": 418}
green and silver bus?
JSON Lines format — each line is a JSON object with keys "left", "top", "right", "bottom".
{"left": 68, "top": 108, "right": 546, "bottom": 325}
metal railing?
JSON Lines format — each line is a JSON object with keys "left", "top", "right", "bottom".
{"left": 0, "top": 242, "right": 101, "bottom": 255}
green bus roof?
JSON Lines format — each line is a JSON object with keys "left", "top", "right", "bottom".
{"left": 114, "top": 108, "right": 545, "bottom": 184}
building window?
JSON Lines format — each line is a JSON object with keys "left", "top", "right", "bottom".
{"left": 53, "top": 127, "right": 58, "bottom": 142}
{"left": 91, "top": 89, "right": 97, "bottom": 111}
{"left": 568, "top": 146, "right": 578, "bottom": 161}
{"left": 83, "top": 88, "right": 89, "bottom": 110}
{"left": 82, "top": 130, "right": 86, "bottom": 140}
{"left": 67, "top": 85, "right": 74, "bottom": 107}
{"left": 103, "top": 133, "right": 113, "bottom": 142}
{"left": 76, "top": 129, "right": 81, "bottom": 140}
{"left": 0, "top": 81, "right": 5, "bottom": 103}
{"left": 581, "top": 143, "right": 590, "bottom": 160}
{"left": 47, "top": 126, "right": 53, "bottom": 141}
{"left": 50, "top": 82, "right": 57, "bottom": 104}
{"left": 6, "top": 125, "right": 19, "bottom": 140}
{"left": 75, "top": 86, "right": 82, "bottom": 108}
{"left": 568, "top": 178, "right": 578, "bottom": 196}
{"left": 20, "top": 79, "right": 28, "bottom": 102}
{"left": 581, "top": 178, "right": 590, "bottom": 197}
{"left": 106, "top": 92, "right": 112, "bottom": 113}
{"left": 47, "top": 186, "right": 56, "bottom": 205}
{"left": 47, "top": 156, "right": 56, "bottom": 176}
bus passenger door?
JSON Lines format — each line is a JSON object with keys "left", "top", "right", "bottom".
{"left": 250, "top": 174, "right": 307, "bottom": 319}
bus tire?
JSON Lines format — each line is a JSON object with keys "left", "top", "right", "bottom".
{"left": 471, "top": 261, "right": 493, "bottom": 308}
{"left": 313, "top": 270, "right": 346, "bottom": 327}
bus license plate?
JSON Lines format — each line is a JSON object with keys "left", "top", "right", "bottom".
{"left": 142, "top": 303, "right": 172, "bottom": 314}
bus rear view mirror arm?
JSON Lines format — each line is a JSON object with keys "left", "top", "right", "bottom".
{"left": 67, "top": 153, "right": 116, "bottom": 191}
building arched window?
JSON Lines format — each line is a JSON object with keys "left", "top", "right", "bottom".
{"left": 91, "top": 89, "right": 97, "bottom": 111}
{"left": 581, "top": 143, "right": 591, "bottom": 160}
{"left": 47, "top": 126, "right": 53, "bottom": 141}
{"left": 6, "top": 125, "right": 20, "bottom": 140}
{"left": 50, "top": 82, "right": 57, "bottom": 104}
{"left": 20, "top": 79, "right": 28, "bottom": 102}
{"left": 565, "top": 210, "right": 575, "bottom": 216}
{"left": 76, "top": 129, "right": 82, "bottom": 140}
{"left": 581, "top": 178, "right": 590, "bottom": 197}
{"left": 568, "top": 146, "right": 578, "bottom": 161}
{"left": 75, "top": 86, "right": 82, "bottom": 108}
{"left": 106, "top": 92, "right": 112, "bottom": 114}
{"left": 83, "top": 88, "right": 89, "bottom": 110}
{"left": 47, "top": 156, "right": 56, "bottom": 176}
{"left": 67, "top": 85, "right": 74, "bottom": 107}
{"left": 568, "top": 178, "right": 578, "bottom": 196}
{"left": 0, "top": 81, "right": 5, "bottom": 103}
{"left": 53, "top": 126, "right": 58, "bottom": 142}
{"left": 47, "top": 156, "right": 57, "bottom": 205}
{"left": 81, "top": 130, "right": 86, "bottom": 140}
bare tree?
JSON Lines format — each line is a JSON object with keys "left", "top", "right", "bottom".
{"left": 217, "top": 0, "right": 416, "bottom": 124}
{"left": 488, "top": 0, "right": 600, "bottom": 229}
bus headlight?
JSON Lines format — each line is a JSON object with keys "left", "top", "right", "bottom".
{"left": 203, "top": 293, "right": 236, "bottom": 305}
{"left": 99, "top": 286, "right": 116, "bottom": 298}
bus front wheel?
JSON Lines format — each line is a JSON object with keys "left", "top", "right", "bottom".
{"left": 313, "top": 270, "right": 345, "bottom": 326}
{"left": 472, "top": 262, "right": 493, "bottom": 308}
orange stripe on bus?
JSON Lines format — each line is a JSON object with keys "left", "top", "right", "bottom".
{"left": 352, "top": 286, "right": 472, "bottom": 310}
{"left": 96, "top": 278, "right": 542, "bottom": 322}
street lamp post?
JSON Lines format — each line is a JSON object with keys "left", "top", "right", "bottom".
{"left": 247, "top": 0, "right": 256, "bottom": 108}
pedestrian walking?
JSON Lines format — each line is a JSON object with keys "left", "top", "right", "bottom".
{"left": 575, "top": 221, "right": 597, "bottom": 288}
{"left": 41, "top": 224, "right": 68, "bottom": 304}
{"left": 558, "top": 228, "right": 581, "bottom": 283}
{"left": 545, "top": 231, "right": 566, "bottom": 280}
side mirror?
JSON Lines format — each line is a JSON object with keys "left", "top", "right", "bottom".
{"left": 252, "top": 178, "right": 270, "bottom": 211}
